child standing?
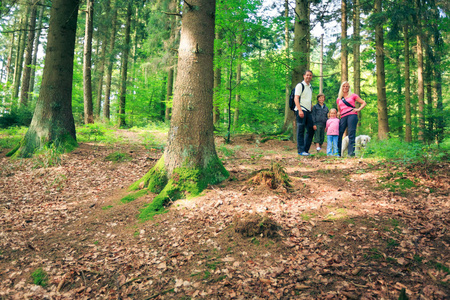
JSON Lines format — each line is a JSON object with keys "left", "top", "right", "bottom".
{"left": 312, "top": 93, "right": 329, "bottom": 151}
{"left": 325, "top": 108, "right": 340, "bottom": 156}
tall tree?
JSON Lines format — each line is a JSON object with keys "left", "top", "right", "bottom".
{"left": 292, "top": 0, "right": 309, "bottom": 83}
{"left": 341, "top": 0, "right": 348, "bottom": 82}
{"left": 83, "top": 0, "right": 94, "bottom": 124}
{"left": 374, "top": 0, "right": 389, "bottom": 140}
{"left": 13, "top": 6, "right": 29, "bottom": 101}
{"left": 415, "top": 0, "right": 425, "bottom": 141}
{"left": 9, "top": 0, "right": 80, "bottom": 158}
{"left": 29, "top": 2, "right": 45, "bottom": 101}
{"left": 103, "top": 6, "right": 118, "bottom": 120}
{"left": 118, "top": 1, "right": 132, "bottom": 127}
{"left": 213, "top": 30, "right": 222, "bottom": 126}
{"left": 282, "top": 0, "right": 294, "bottom": 135}
{"left": 94, "top": 0, "right": 112, "bottom": 118}
{"left": 19, "top": 1, "right": 37, "bottom": 107}
{"left": 353, "top": 0, "right": 361, "bottom": 124}
{"left": 129, "top": 0, "right": 228, "bottom": 220}
{"left": 404, "top": 23, "right": 412, "bottom": 142}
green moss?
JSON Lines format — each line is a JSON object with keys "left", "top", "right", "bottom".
{"left": 6, "top": 142, "right": 21, "bottom": 157}
{"left": 138, "top": 154, "right": 229, "bottom": 221}
{"left": 105, "top": 151, "right": 133, "bottom": 162}
{"left": 31, "top": 268, "right": 48, "bottom": 287}
{"left": 121, "top": 189, "right": 148, "bottom": 203}
{"left": 128, "top": 156, "right": 167, "bottom": 193}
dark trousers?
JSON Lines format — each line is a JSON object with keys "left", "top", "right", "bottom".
{"left": 296, "top": 110, "right": 314, "bottom": 154}
{"left": 338, "top": 114, "right": 358, "bottom": 156}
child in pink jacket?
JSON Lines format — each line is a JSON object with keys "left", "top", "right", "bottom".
{"left": 325, "top": 108, "right": 340, "bottom": 156}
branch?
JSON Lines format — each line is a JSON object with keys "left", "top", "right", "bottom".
{"left": 184, "top": 0, "right": 194, "bottom": 10}
{"left": 164, "top": 12, "right": 182, "bottom": 17}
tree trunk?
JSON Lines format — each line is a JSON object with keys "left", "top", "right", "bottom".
{"left": 95, "top": 0, "right": 110, "bottom": 119}
{"left": 83, "top": 0, "right": 94, "bottom": 124}
{"left": 429, "top": 0, "right": 444, "bottom": 143}
{"left": 341, "top": 0, "right": 348, "bottom": 83}
{"left": 234, "top": 35, "right": 242, "bottom": 129}
{"left": 282, "top": 0, "right": 294, "bottom": 135}
{"left": 403, "top": 24, "right": 412, "bottom": 142}
{"left": 13, "top": 7, "right": 29, "bottom": 101}
{"left": 19, "top": 2, "right": 37, "bottom": 107}
{"left": 118, "top": 1, "right": 132, "bottom": 127}
{"left": 416, "top": 0, "right": 424, "bottom": 142}
{"left": 353, "top": 0, "right": 361, "bottom": 125}
{"left": 374, "top": 0, "right": 389, "bottom": 140}
{"left": 29, "top": 2, "right": 45, "bottom": 101}
{"left": 6, "top": 20, "right": 16, "bottom": 83}
{"left": 9, "top": 0, "right": 80, "bottom": 158}
{"left": 292, "top": 0, "right": 309, "bottom": 83}
{"left": 103, "top": 8, "right": 118, "bottom": 120}
{"left": 130, "top": 0, "right": 228, "bottom": 221}
{"left": 213, "top": 30, "right": 222, "bottom": 126}
{"left": 165, "top": 67, "right": 174, "bottom": 122}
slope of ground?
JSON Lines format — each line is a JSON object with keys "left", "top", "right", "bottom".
{"left": 0, "top": 132, "right": 449, "bottom": 299}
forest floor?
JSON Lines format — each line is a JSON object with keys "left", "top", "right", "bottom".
{"left": 0, "top": 129, "right": 449, "bottom": 300}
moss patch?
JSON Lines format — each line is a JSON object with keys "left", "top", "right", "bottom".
{"left": 137, "top": 155, "right": 229, "bottom": 221}
{"left": 121, "top": 189, "right": 148, "bottom": 203}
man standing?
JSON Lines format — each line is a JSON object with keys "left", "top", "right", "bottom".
{"left": 294, "top": 70, "right": 314, "bottom": 156}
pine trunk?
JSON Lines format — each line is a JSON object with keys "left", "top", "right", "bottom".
{"left": 83, "top": 0, "right": 94, "bottom": 124}
{"left": 374, "top": 0, "right": 389, "bottom": 140}
{"left": 118, "top": 2, "right": 132, "bottom": 127}
{"left": 29, "top": 2, "right": 45, "bottom": 100}
{"left": 341, "top": 0, "right": 348, "bottom": 83}
{"left": 416, "top": 0, "right": 424, "bottom": 141}
{"left": 213, "top": 30, "right": 222, "bottom": 126}
{"left": 353, "top": 0, "right": 361, "bottom": 125}
{"left": 10, "top": 0, "right": 80, "bottom": 158}
{"left": 103, "top": 8, "right": 118, "bottom": 120}
{"left": 282, "top": 0, "right": 294, "bottom": 135}
{"left": 19, "top": 2, "right": 37, "bottom": 107}
{"left": 13, "top": 7, "right": 29, "bottom": 101}
{"left": 404, "top": 25, "right": 412, "bottom": 142}
{"left": 292, "top": 0, "right": 309, "bottom": 83}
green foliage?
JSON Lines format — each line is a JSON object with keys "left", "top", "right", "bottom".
{"left": 31, "top": 268, "right": 48, "bottom": 287}
{"left": 0, "top": 126, "right": 27, "bottom": 151}
{"left": 0, "top": 105, "right": 33, "bottom": 128}
{"left": 366, "top": 138, "right": 449, "bottom": 166}
{"left": 105, "top": 151, "right": 133, "bottom": 162}
{"left": 76, "top": 123, "right": 120, "bottom": 144}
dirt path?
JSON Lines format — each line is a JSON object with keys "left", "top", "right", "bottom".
{"left": 0, "top": 134, "right": 448, "bottom": 299}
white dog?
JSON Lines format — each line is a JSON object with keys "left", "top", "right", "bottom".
{"left": 341, "top": 135, "right": 371, "bottom": 156}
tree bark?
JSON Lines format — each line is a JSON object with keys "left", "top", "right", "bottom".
{"left": 416, "top": 0, "right": 424, "bottom": 141}
{"left": 118, "top": 1, "right": 132, "bottom": 127}
{"left": 95, "top": 0, "right": 110, "bottom": 118}
{"left": 341, "top": 0, "right": 348, "bottom": 83}
{"left": 213, "top": 30, "right": 222, "bottom": 126}
{"left": 10, "top": 0, "right": 80, "bottom": 158}
{"left": 13, "top": 7, "right": 29, "bottom": 101}
{"left": 103, "top": 7, "right": 118, "bottom": 120}
{"left": 404, "top": 24, "right": 412, "bottom": 143}
{"left": 19, "top": 2, "right": 37, "bottom": 107}
{"left": 29, "top": 2, "right": 45, "bottom": 101}
{"left": 83, "top": 0, "right": 94, "bottom": 124}
{"left": 292, "top": 0, "right": 309, "bottom": 83}
{"left": 130, "top": 0, "right": 228, "bottom": 221}
{"left": 353, "top": 0, "right": 361, "bottom": 125}
{"left": 374, "top": 0, "right": 389, "bottom": 140}
{"left": 282, "top": 0, "right": 294, "bottom": 135}
{"left": 5, "top": 20, "right": 16, "bottom": 83}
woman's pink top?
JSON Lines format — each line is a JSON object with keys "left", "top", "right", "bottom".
{"left": 337, "top": 94, "right": 359, "bottom": 117}
{"left": 326, "top": 118, "right": 340, "bottom": 135}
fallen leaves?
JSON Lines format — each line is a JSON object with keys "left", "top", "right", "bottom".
{"left": 0, "top": 137, "right": 449, "bottom": 299}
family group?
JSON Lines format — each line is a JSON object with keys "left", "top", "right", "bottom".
{"left": 293, "top": 70, "right": 367, "bottom": 157}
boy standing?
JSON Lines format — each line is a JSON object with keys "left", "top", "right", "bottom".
{"left": 312, "top": 93, "right": 329, "bottom": 151}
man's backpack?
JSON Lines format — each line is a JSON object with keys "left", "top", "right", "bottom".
{"left": 289, "top": 82, "right": 305, "bottom": 111}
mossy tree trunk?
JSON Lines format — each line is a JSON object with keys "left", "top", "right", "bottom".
{"left": 130, "top": 0, "right": 228, "bottom": 220}
{"left": 9, "top": 0, "right": 80, "bottom": 158}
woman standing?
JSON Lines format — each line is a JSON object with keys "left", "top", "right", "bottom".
{"left": 337, "top": 82, "right": 366, "bottom": 157}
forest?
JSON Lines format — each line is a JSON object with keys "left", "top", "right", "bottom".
{"left": 0, "top": 0, "right": 449, "bottom": 299}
